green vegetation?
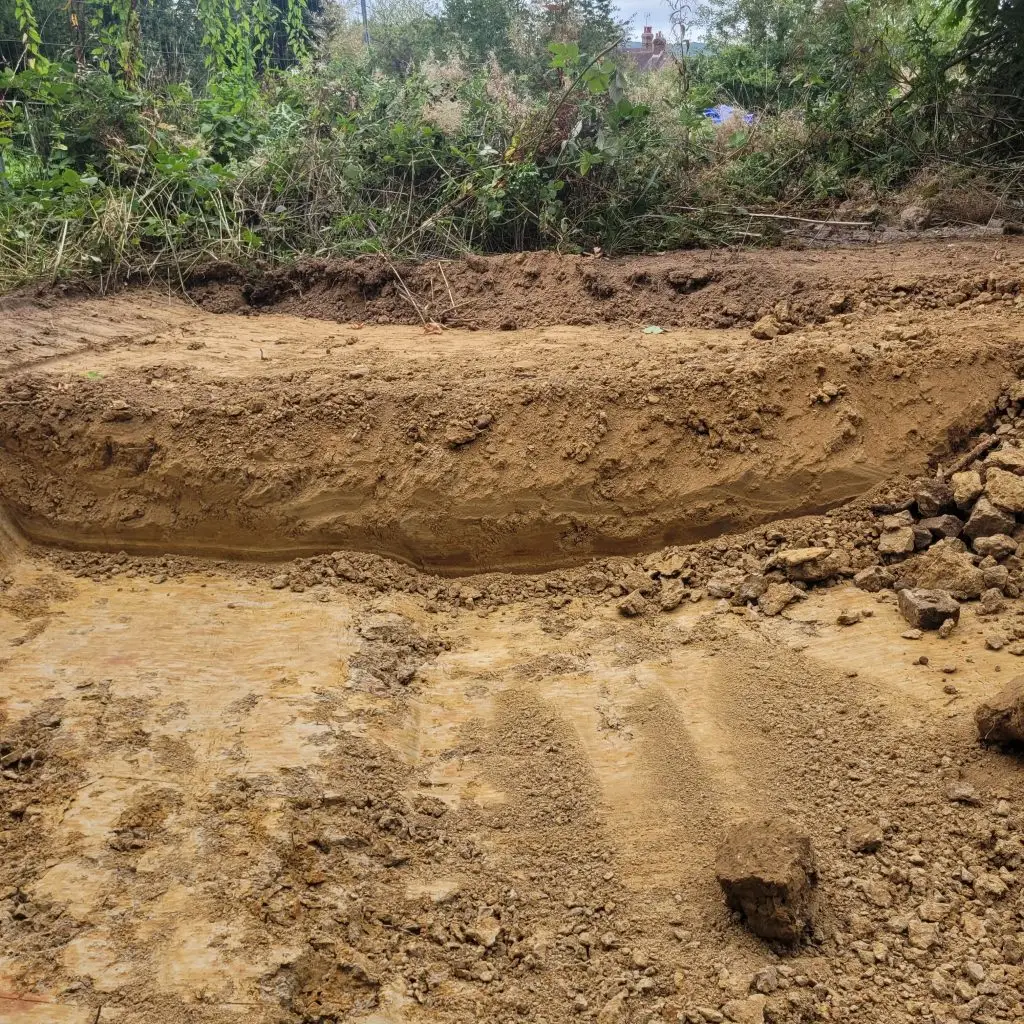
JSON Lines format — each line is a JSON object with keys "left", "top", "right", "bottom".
{"left": 1, "top": 0, "right": 1022, "bottom": 291}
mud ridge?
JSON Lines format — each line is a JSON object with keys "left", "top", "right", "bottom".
{"left": 188, "top": 237, "right": 1024, "bottom": 331}
{"left": 1, "top": 277, "right": 1021, "bottom": 572}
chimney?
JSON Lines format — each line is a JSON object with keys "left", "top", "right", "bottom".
{"left": 642, "top": 25, "right": 653, "bottom": 51}
{"left": 653, "top": 31, "right": 666, "bottom": 53}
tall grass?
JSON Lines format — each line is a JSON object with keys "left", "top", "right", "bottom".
{"left": 2, "top": 10, "right": 1024, "bottom": 294}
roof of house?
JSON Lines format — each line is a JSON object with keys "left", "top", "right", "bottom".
{"left": 621, "top": 40, "right": 706, "bottom": 55}
{"left": 625, "top": 49, "right": 669, "bottom": 71}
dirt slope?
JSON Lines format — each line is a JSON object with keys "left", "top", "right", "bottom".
{"left": 189, "top": 238, "right": 1024, "bottom": 331}
{"left": 0, "top": 276, "right": 1022, "bottom": 570}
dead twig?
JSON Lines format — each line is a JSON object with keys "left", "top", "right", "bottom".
{"left": 941, "top": 433, "right": 999, "bottom": 477}
{"left": 670, "top": 204, "right": 872, "bottom": 228}
{"left": 740, "top": 211, "right": 873, "bottom": 228}
{"left": 385, "top": 257, "right": 430, "bottom": 327}
{"left": 871, "top": 432, "right": 999, "bottom": 514}
{"left": 869, "top": 497, "right": 915, "bottom": 515}
{"left": 51, "top": 220, "right": 69, "bottom": 285}
{"left": 438, "top": 261, "right": 456, "bottom": 311}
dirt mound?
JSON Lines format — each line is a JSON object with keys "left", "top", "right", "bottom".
{"left": 190, "top": 237, "right": 1024, "bottom": 331}
{"left": 1, "top": 262, "right": 1022, "bottom": 571}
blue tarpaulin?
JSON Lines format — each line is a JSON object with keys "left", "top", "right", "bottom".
{"left": 703, "top": 104, "right": 755, "bottom": 125}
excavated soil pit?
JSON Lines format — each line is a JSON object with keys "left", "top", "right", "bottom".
{"left": 5, "top": 238, "right": 1024, "bottom": 572}
{"left": 3, "top": 240, "right": 1024, "bottom": 1024}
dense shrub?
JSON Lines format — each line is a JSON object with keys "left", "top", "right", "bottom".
{"left": 1, "top": 0, "right": 1023, "bottom": 291}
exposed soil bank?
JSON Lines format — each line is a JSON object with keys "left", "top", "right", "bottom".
{"left": 3, "top": 242, "right": 1024, "bottom": 1024}
{"left": 0, "top": 295, "right": 1020, "bottom": 571}
{"left": 189, "top": 237, "right": 1024, "bottom": 330}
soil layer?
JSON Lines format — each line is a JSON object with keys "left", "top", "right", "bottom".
{"left": 3, "top": 239, "right": 1024, "bottom": 570}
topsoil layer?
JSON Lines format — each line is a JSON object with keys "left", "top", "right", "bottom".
{"left": 191, "top": 238, "right": 1024, "bottom": 331}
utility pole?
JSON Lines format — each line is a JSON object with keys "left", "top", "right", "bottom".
{"left": 361, "top": 0, "right": 370, "bottom": 46}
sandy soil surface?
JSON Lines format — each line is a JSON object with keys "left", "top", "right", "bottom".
{"left": 2, "top": 241, "right": 1024, "bottom": 1024}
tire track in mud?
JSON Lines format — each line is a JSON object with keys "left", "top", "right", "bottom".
{"left": 0, "top": 295, "right": 196, "bottom": 377}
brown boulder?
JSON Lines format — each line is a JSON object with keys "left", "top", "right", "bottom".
{"left": 707, "top": 568, "right": 745, "bottom": 599}
{"left": 715, "top": 817, "right": 818, "bottom": 944}
{"left": 617, "top": 591, "right": 647, "bottom": 617}
{"left": 897, "top": 588, "right": 960, "bottom": 630}
{"left": 918, "top": 515, "right": 964, "bottom": 539}
{"left": 975, "top": 678, "right": 1024, "bottom": 750}
{"left": 914, "top": 478, "right": 952, "bottom": 517}
{"left": 854, "top": 565, "right": 894, "bottom": 593}
{"left": 973, "top": 533, "right": 1018, "bottom": 560}
{"left": 758, "top": 582, "right": 802, "bottom": 617}
{"left": 751, "top": 315, "right": 781, "bottom": 340}
{"left": 951, "top": 470, "right": 983, "bottom": 510}
{"left": 912, "top": 524, "right": 933, "bottom": 550}
{"left": 986, "top": 445, "right": 1024, "bottom": 474}
{"left": 765, "top": 547, "right": 850, "bottom": 583}
{"left": 878, "top": 527, "right": 915, "bottom": 555}
{"left": 731, "top": 573, "right": 769, "bottom": 606}
{"left": 985, "top": 467, "right": 1024, "bottom": 514}
{"left": 896, "top": 539, "right": 984, "bottom": 599}
{"left": 965, "top": 497, "right": 1016, "bottom": 540}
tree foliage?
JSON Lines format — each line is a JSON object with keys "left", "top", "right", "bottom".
{"left": 1, "top": 0, "right": 316, "bottom": 80}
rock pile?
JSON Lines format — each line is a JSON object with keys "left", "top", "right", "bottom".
{"left": 861, "top": 437, "right": 1024, "bottom": 633}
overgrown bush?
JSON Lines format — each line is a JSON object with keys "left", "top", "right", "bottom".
{"left": 1, "top": 0, "right": 1023, "bottom": 293}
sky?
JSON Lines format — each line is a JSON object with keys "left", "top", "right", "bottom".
{"left": 615, "top": 0, "right": 677, "bottom": 40}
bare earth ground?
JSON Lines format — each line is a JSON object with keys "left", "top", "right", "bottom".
{"left": 2, "top": 240, "right": 1024, "bottom": 1024}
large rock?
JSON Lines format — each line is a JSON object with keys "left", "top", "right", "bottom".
{"left": 878, "top": 527, "right": 915, "bottom": 555}
{"left": 918, "top": 515, "right": 964, "bottom": 539}
{"left": 707, "top": 568, "right": 745, "bottom": 599}
{"left": 731, "top": 573, "right": 769, "bottom": 606}
{"left": 914, "top": 478, "right": 952, "bottom": 517}
{"left": 985, "top": 467, "right": 1024, "bottom": 514}
{"left": 975, "top": 678, "right": 1024, "bottom": 750}
{"left": 881, "top": 510, "right": 914, "bottom": 531}
{"left": 951, "top": 471, "right": 983, "bottom": 510}
{"left": 758, "top": 582, "right": 802, "bottom": 617}
{"left": 897, "top": 539, "right": 985, "bottom": 599}
{"left": 766, "top": 547, "right": 850, "bottom": 583}
{"left": 912, "top": 524, "right": 933, "bottom": 550}
{"left": 897, "top": 588, "right": 961, "bottom": 630}
{"left": 617, "top": 591, "right": 647, "bottom": 617}
{"left": 973, "top": 533, "right": 1018, "bottom": 560}
{"left": 986, "top": 445, "right": 1024, "bottom": 474}
{"left": 965, "top": 498, "right": 1016, "bottom": 540}
{"left": 854, "top": 565, "right": 894, "bottom": 593}
{"left": 715, "top": 817, "right": 818, "bottom": 944}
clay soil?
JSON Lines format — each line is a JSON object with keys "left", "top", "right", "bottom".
{"left": 2, "top": 239, "right": 1024, "bottom": 1024}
